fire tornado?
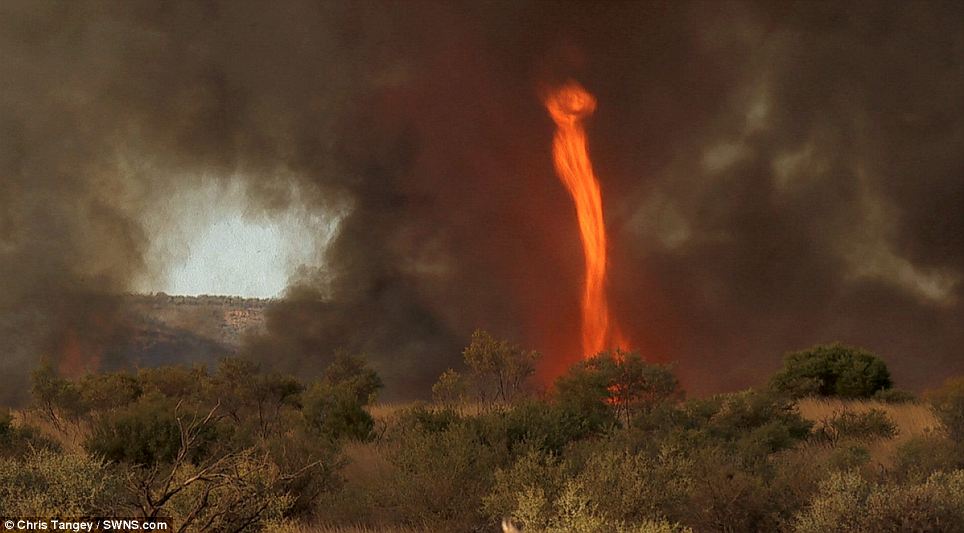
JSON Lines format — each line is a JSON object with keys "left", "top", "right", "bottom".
{"left": 545, "top": 81, "right": 624, "bottom": 358}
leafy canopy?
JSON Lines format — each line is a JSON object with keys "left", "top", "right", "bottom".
{"left": 770, "top": 343, "right": 892, "bottom": 399}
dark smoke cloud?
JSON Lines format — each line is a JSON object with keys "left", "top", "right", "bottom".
{"left": 1, "top": 1, "right": 961, "bottom": 403}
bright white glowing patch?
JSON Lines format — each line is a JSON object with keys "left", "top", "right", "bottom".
{"left": 165, "top": 215, "right": 290, "bottom": 298}
{"left": 137, "top": 178, "right": 339, "bottom": 299}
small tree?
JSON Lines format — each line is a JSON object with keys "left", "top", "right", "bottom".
{"left": 122, "top": 401, "right": 297, "bottom": 532}
{"left": 301, "top": 354, "right": 383, "bottom": 442}
{"left": 80, "top": 372, "right": 142, "bottom": 413}
{"left": 770, "top": 343, "right": 892, "bottom": 399}
{"left": 461, "top": 329, "right": 540, "bottom": 406}
{"left": 555, "top": 350, "right": 681, "bottom": 428}
{"left": 322, "top": 350, "right": 384, "bottom": 405}
{"left": 432, "top": 369, "right": 467, "bottom": 407}
{"left": 301, "top": 382, "right": 375, "bottom": 442}
{"left": 29, "top": 361, "right": 87, "bottom": 440}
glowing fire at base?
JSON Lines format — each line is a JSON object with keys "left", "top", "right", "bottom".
{"left": 545, "top": 80, "right": 626, "bottom": 357}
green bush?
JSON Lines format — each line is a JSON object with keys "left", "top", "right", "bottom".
{"left": 893, "top": 435, "right": 963, "bottom": 481}
{"left": 393, "top": 403, "right": 462, "bottom": 434}
{"left": 825, "top": 444, "right": 872, "bottom": 471}
{"left": 302, "top": 382, "right": 375, "bottom": 442}
{"left": 575, "top": 448, "right": 692, "bottom": 525}
{"left": 432, "top": 368, "right": 467, "bottom": 406}
{"left": 504, "top": 478, "right": 692, "bottom": 533}
{"left": 556, "top": 350, "right": 680, "bottom": 429}
{"left": 812, "top": 409, "right": 898, "bottom": 445}
{"left": 674, "top": 390, "right": 812, "bottom": 459}
{"left": 873, "top": 388, "right": 916, "bottom": 404}
{"left": 0, "top": 449, "right": 120, "bottom": 517}
{"left": 483, "top": 400, "right": 597, "bottom": 455}
{"left": 30, "top": 361, "right": 86, "bottom": 423}
{"left": 771, "top": 343, "right": 893, "bottom": 399}
{"left": 680, "top": 446, "right": 777, "bottom": 531}
{"left": 381, "top": 421, "right": 503, "bottom": 530}
{"left": 85, "top": 393, "right": 220, "bottom": 465}
{"left": 159, "top": 449, "right": 294, "bottom": 532}
{"left": 138, "top": 365, "right": 209, "bottom": 399}
{"left": 0, "top": 410, "right": 60, "bottom": 458}
{"left": 322, "top": 350, "right": 384, "bottom": 405}
{"left": 460, "top": 329, "right": 541, "bottom": 405}
{"left": 793, "top": 470, "right": 964, "bottom": 533}
{"left": 483, "top": 449, "right": 571, "bottom": 525}
{"left": 79, "top": 372, "right": 142, "bottom": 412}
{"left": 264, "top": 425, "right": 344, "bottom": 517}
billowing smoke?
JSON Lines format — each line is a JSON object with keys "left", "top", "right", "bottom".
{"left": 1, "top": 1, "right": 962, "bottom": 403}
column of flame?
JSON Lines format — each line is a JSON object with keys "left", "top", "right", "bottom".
{"left": 545, "top": 80, "right": 623, "bottom": 357}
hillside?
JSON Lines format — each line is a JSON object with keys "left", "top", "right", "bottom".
{"left": 127, "top": 293, "right": 268, "bottom": 347}
{"left": 108, "top": 293, "right": 270, "bottom": 368}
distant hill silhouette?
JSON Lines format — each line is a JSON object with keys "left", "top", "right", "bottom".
{"left": 111, "top": 293, "right": 269, "bottom": 368}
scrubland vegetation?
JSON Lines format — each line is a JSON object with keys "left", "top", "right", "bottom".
{"left": 2, "top": 335, "right": 963, "bottom": 532}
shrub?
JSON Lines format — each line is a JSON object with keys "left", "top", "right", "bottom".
{"left": 792, "top": 470, "right": 871, "bottom": 533}
{"left": 681, "top": 390, "right": 812, "bottom": 459}
{"left": 862, "top": 470, "right": 964, "bottom": 532}
{"left": 482, "top": 449, "right": 571, "bottom": 524}
{"left": 893, "top": 435, "right": 963, "bottom": 481}
{"left": 873, "top": 388, "right": 916, "bottom": 404}
{"left": 138, "top": 365, "right": 209, "bottom": 399}
{"left": 264, "top": 426, "right": 344, "bottom": 517}
{"left": 432, "top": 368, "right": 467, "bottom": 406}
{"left": 771, "top": 343, "right": 893, "bottom": 399}
{"left": 159, "top": 449, "right": 294, "bottom": 532}
{"left": 30, "top": 362, "right": 86, "bottom": 425}
{"left": 556, "top": 350, "right": 680, "bottom": 429}
{"left": 85, "top": 393, "right": 220, "bottom": 465}
{"left": 302, "top": 382, "right": 375, "bottom": 442}
{"left": 392, "top": 403, "right": 462, "bottom": 434}
{"left": 0, "top": 449, "right": 120, "bottom": 517}
{"left": 825, "top": 444, "right": 871, "bottom": 471}
{"left": 812, "top": 409, "right": 898, "bottom": 445}
{"left": 0, "top": 410, "right": 60, "bottom": 458}
{"left": 681, "top": 446, "right": 775, "bottom": 531}
{"left": 485, "top": 423, "right": 707, "bottom": 528}
{"left": 461, "top": 329, "right": 541, "bottom": 405}
{"left": 927, "top": 376, "right": 964, "bottom": 441}
{"left": 79, "top": 372, "right": 142, "bottom": 413}
{"left": 793, "top": 470, "right": 964, "bottom": 533}
{"left": 381, "top": 421, "right": 503, "bottom": 530}
{"left": 484, "top": 399, "right": 597, "bottom": 455}
{"left": 575, "top": 448, "right": 692, "bottom": 525}
{"left": 323, "top": 351, "right": 384, "bottom": 405}
{"left": 506, "top": 478, "right": 692, "bottom": 533}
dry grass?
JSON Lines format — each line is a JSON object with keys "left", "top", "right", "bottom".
{"left": 368, "top": 401, "right": 499, "bottom": 422}
{"left": 797, "top": 397, "right": 943, "bottom": 466}
{"left": 11, "top": 409, "right": 89, "bottom": 453}
{"left": 366, "top": 402, "right": 415, "bottom": 421}
{"left": 340, "top": 440, "right": 393, "bottom": 482}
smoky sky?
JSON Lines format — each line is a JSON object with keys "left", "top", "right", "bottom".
{"left": 1, "top": 1, "right": 962, "bottom": 403}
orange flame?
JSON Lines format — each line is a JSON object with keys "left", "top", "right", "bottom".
{"left": 545, "top": 81, "right": 626, "bottom": 357}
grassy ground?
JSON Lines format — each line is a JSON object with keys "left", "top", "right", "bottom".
{"left": 797, "top": 397, "right": 942, "bottom": 466}
{"left": 11, "top": 408, "right": 89, "bottom": 453}
{"left": 13, "top": 398, "right": 945, "bottom": 532}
